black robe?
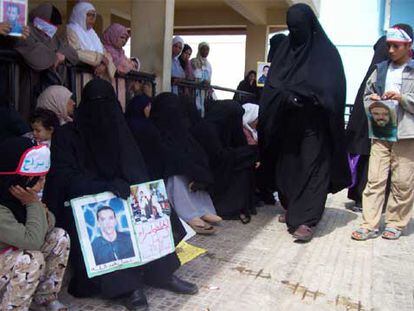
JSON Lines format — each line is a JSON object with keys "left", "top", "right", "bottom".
{"left": 258, "top": 4, "right": 351, "bottom": 231}
{"left": 199, "top": 100, "right": 257, "bottom": 219}
{"left": 345, "top": 36, "right": 388, "bottom": 204}
{"left": 234, "top": 70, "right": 260, "bottom": 104}
{"left": 150, "top": 92, "right": 213, "bottom": 187}
{"left": 43, "top": 79, "right": 180, "bottom": 299}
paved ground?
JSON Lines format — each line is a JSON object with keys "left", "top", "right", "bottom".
{"left": 60, "top": 191, "right": 414, "bottom": 311}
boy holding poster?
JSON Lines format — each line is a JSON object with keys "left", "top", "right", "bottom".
{"left": 352, "top": 24, "right": 414, "bottom": 241}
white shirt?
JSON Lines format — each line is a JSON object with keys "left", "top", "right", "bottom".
{"left": 385, "top": 62, "right": 406, "bottom": 93}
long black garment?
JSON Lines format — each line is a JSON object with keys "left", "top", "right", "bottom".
{"left": 125, "top": 94, "right": 187, "bottom": 243}
{"left": 43, "top": 79, "right": 180, "bottom": 299}
{"left": 198, "top": 100, "right": 257, "bottom": 218}
{"left": 346, "top": 36, "right": 388, "bottom": 203}
{"left": 259, "top": 4, "right": 351, "bottom": 231}
{"left": 150, "top": 92, "right": 213, "bottom": 186}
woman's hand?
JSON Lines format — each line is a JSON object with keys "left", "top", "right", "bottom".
{"left": 94, "top": 63, "right": 107, "bottom": 76}
{"left": 53, "top": 52, "right": 66, "bottom": 68}
{"left": 0, "top": 22, "right": 11, "bottom": 36}
{"left": 21, "top": 26, "right": 30, "bottom": 40}
{"left": 102, "top": 55, "right": 110, "bottom": 66}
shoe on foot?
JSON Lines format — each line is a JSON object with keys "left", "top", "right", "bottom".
{"left": 292, "top": 225, "right": 313, "bottom": 242}
{"left": 125, "top": 289, "right": 148, "bottom": 311}
{"left": 154, "top": 275, "right": 198, "bottom": 295}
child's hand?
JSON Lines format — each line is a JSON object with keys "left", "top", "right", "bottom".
{"left": 370, "top": 93, "right": 381, "bottom": 101}
{"left": 382, "top": 91, "right": 402, "bottom": 102}
{"left": 9, "top": 185, "right": 40, "bottom": 206}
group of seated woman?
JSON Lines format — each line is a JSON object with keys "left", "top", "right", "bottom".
{"left": 0, "top": 74, "right": 262, "bottom": 310}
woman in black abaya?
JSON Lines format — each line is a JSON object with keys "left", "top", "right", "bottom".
{"left": 345, "top": 36, "right": 388, "bottom": 210}
{"left": 259, "top": 4, "right": 351, "bottom": 241}
{"left": 149, "top": 92, "right": 222, "bottom": 234}
{"left": 200, "top": 100, "right": 257, "bottom": 222}
{"left": 43, "top": 79, "right": 197, "bottom": 310}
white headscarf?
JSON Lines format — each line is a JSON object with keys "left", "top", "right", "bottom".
{"left": 37, "top": 86, "right": 73, "bottom": 125}
{"left": 242, "top": 103, "right": 259, "bottom": 141}
{"left": 67, "top": 2, "right": 104, "bottom": 53}
{"left": 172, "top": 36, "right": 184, "bottom": 58}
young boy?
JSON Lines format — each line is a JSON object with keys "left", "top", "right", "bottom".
{"left": 0, "top": 137, "right": 70, "bottom": 310}
{"left": 352, "top": 24, "right": 414, "bottom": 241}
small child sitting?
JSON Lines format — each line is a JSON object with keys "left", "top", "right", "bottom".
{"left": 0, "top": 137, "right": 70, "bottom": 310}
{"left": 30, "top": 109, "right": 60, "bottom": 147}
{"left": 242, "top": 103, "right": 259, "bottom": 145}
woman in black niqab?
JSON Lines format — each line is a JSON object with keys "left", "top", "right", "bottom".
{"left": 43, "top": 79, "right": 192, "bottom": 306}
{"left": 259, "top": 4, "right": 351, "bottom": 241}
{"left": 150, "top": 92, "right": 221, "bottom": 234}
{"left": 198, "top": 100, "right": 257, "bottom": 222}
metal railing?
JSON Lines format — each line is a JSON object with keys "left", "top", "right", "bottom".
{"left": 0, "top": 47, "right": 157, "bottom": 116}
{"left": 174, "top": 79, "right": 256, "bottom": 116}
{"left": 68, "top": 64, "right": 156, "bottom": 105}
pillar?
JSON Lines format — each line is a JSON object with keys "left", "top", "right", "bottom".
{"left": 245, "top": 24, "right": 269, "bottom": 75}
{"left": 131, "top": 0, "right": 175, "bottom": 93}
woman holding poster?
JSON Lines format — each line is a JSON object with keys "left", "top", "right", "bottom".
{"left": 43, "top": 79, "right": 198, "bottom": 310}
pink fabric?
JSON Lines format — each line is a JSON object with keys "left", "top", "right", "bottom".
{"left": 103, "top": 23, "right": 138, "bottom": 73}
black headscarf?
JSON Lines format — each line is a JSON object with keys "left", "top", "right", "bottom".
{"left": 0, "top": 137, "right": 39, "bottom": 223}
{"left": 259, "top": 3, "right": 350, "bottom": 193}
{"left": 205, "top": 100, "right": 248, "bottom": 148}
{"left": 125, "top": 95, "right": 165, "bottom": 180}
{"left": 267, "top": 33, "right": 287, "bottom": 62}
{"left": 346, "top": 36, "right": 388, "bottom": 155}
{"left": 75, "top": 79, "right": 148, "bottom": 184}
{"left": 150, "top": 92, "right": 213, "bottom": 184}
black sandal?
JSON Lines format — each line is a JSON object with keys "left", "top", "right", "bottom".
{"left": 239, "top": 213, "right": 251, "bottom": 224}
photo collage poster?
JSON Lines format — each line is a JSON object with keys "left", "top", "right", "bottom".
{"left": 366, "top": 99, "right": 398, "bottom": 142}
{"left": 257, "top": 61, "right": 271, "bottom": 87}
{"left": 0, "top": 0, "right": 27, "bottom": 37}
{"left": 71, "top": 180, "right": 175, "bottom": 278}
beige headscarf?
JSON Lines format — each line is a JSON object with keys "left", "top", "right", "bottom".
{"left": 37, "top": 86, "right": 73, "bottom": 125}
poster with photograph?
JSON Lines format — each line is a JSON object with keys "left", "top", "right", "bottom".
{"left": 366, "top": 100, "right": 398, "bottom": 142}
{"left": 129, "top": 180, "right": 175, "bottom": 262}
{"left": 71, "top": 180, "right": 175, "bottom": 278}
{"left": 257, "top": 61, "right": 270, "bottom": 87}
{"left": 0, "top": 0, "right": 27, "bottom": 37}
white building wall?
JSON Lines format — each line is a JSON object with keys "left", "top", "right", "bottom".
{"left": 319, "top": 0, "right": 383, "bottom": 105}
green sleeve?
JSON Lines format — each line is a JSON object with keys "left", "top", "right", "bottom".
{"left": 0, "top": 202, "right": 49, "bottom": 251}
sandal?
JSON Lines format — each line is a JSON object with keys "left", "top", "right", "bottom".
{"left": 188, "top": 221, "right": 217, "bottom": 235}
{"left": 382, "top": 227, "right": 402, "bottom": 240}
{"left": 292, "top": 225, "right": 313, "bottom": 242}
{"left": 239, "top": 213, "right": 251, "bottom": 224}
{"left": 351, "top": 228, "right": 380, "bottom": 241}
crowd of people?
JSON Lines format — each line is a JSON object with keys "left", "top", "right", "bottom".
{"left": 0, "top": 1, "right": 413, "bottom": 310}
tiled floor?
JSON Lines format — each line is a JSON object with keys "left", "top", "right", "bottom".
{"left": 60, "top": 191, "right": 414, "bottom": 311}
